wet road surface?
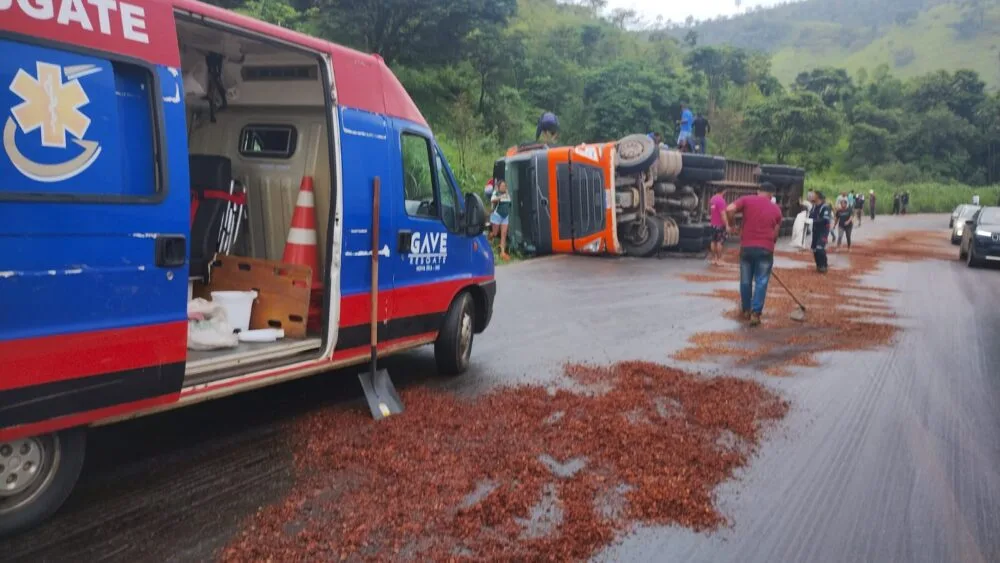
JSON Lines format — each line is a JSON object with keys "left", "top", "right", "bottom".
{"left": 5, "top": 214, "right": 1000, "bottom": 562}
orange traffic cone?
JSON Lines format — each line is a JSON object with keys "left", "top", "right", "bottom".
{"left": 282, "top": 176, "right": 324, "bottom": 332}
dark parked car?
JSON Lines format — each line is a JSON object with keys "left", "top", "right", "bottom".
{"left": 958, "top": 206, "right": 1000, "bottom": 268}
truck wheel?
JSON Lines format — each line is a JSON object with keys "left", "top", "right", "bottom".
{"left": 680, "top": 154, "right": 725, "bottom": 170}
{"left": 761, "top": 165, "right": 805, "bottom": 178}
{"left": 0, "top": 428, "right": 86, "bottom": 537}
{"left": 621, "top": 216, "right": 664, "bottom": 257}
{"left": 435, "top": 292, "right": 475, "bottom": 376}
{"left": 759, "top": 173, "right": 802, "bottom": 187}
{"left": 678, "top": 167, "right": 725, "bottom": 183}
{"left": 615, "top": 134, "right": 658, "bottom": 175}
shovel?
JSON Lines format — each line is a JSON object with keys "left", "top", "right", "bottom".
{"left": 358, "top": 176, "right": 404, "bottom": 419}
{"left": 770, "top": 269, "right": 807, "bottom": 322}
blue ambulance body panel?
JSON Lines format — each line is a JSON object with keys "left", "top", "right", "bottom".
{"left": 0, "top": 41, "right": 189, "bottom": 342}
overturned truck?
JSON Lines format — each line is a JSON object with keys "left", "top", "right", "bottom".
{"left": 494, "top": 135, "right": 805, "bottom": 257}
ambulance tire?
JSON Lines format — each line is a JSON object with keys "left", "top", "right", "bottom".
{"left": 615, "top": 134, "right": 659, "bottom": 175}
{"left": 0, "top": 427, "right": 86, "bottom": 537}
{"left": 435, "top": 292, "right": 475, "bottom": 376}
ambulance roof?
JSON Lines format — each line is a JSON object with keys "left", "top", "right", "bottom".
{"left": 173, "top": 0, "right": 427, "bottom": 127}
{"left": 0, "top": 0, "right": 427, "bottom": 127}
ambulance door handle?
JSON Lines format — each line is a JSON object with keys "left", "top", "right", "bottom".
{"left": 155, "top": 235, "right": 187, "bottom": 268}
{"left": 397, "top": 230, "right": 413, "bottom": 254}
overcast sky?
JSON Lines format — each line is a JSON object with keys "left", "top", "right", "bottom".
{"left": 604, "top": 0, "right": 789, "bottom": 26}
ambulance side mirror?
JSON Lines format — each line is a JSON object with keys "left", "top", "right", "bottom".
{"left": 464, "top": 193, "right": 487, "bottom": 237}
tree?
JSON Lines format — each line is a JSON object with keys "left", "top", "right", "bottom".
{"left": 894, "top": 105, "right": 979, "bottom": 181}
{"left": 906, "top": 69, "right": 986, "bottom": 122}
{"left": 744, "top": 91, "right": 841, "bottom": 167}
{"left": 315, "top": 0, "right": 517, "bottom": 66}
{"left": 582, "top": 61, "right": 688, "bottom": 141}
{"left": 792, "top": 67, "right": 856, "bottom": 109}
{"left": 684, "top": 30, "right": 698, "bottom": 47}
{"left": 684, "top": 46, "right": 751, "bottom": 112}
{"left": 848, "top": 123, "right": 893, "bottom": 168}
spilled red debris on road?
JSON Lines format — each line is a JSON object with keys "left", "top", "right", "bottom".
{"left": 673, "top": 230, "right": 951, "bottom": 375}
{"left": 221, "top": 362, "right": 787, "bottom": 561}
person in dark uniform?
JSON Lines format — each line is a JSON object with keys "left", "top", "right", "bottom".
{"left": 810, "top": 191, "right": 832, "bottom": 273}
{"left": 692, "top": 113, "right": 710, "bottom": 154}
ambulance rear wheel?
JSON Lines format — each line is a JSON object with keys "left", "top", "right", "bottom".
{"left": 0, "top": 427, "right": 86, "bottom": 537}
{"left": 436, "top": 292, "right": 475, "bottom": 376}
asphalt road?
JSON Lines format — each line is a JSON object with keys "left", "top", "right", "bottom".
{"left": 5, "top": 214, "right": 1000, "bottom": 562}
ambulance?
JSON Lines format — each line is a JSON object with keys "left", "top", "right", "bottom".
{"left": 0, "top": 0, "right": 495, "bottom": 535}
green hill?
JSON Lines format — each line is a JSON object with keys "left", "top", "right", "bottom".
{"left": 688, "top": 0, "right": 1000, "bottom": 88}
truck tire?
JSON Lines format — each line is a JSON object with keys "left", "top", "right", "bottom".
{"left": 0, "top": 427, "right": 87, "bottom": 537}
{"left": 621, "top": 216, "right": 664, "bottom": 257}
{"left": 760, "top": 165, "right": 805, "bottom": 178}
{"left": 615, "top": 135, "right": 658, "bottom": 175}
{"left": 678, "top": 167, "right": 725, "bottom": 183}
{"left": 678, "top": 237, "right": 704, "bottom": 252}
{"left": 759, "top": 173, "right": 802, "bottom": 187}
{"left": 681, "top": 154, "right": 725, "bottom": 170}
{"left": 435, "top": 292, "right": 475, "bottom": 376}
{"left": 678, "top": 223, "right": 704, "bottom": 240}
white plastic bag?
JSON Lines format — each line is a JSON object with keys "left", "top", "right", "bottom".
{"left": 790, "top": 212, "right": 812, "bottom": 250}
{"left": 187, "top": 298, "right": 239, "bottom": 351}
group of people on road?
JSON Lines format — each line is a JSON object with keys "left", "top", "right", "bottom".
{"left": 712, "top": 184, "right": 890, "bottom": 327}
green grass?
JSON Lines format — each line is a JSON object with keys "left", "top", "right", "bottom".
{"left": 771, "top": 4, "right": 1000, "bottom": 87}
{"left": 805, "top": 179, "right": 1000, "bottom": 215}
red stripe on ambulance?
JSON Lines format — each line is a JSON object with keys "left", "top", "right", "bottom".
{"left": 0, "top": 321, "right": 188, "bottom": 392}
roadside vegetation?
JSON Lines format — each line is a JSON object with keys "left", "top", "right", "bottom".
{"left": 208, "top": 0, "right": 1000, "bottom": 212}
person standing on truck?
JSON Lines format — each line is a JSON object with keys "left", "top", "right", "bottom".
{"left": 490, "top": 180, "right": 512, "bottom": 262}
{"left": 810, "top": 191, "right": 833, "bottom": 273}
{"left": 725, "top": 182, "right": 783, "bottom": 327}
{"left": 677, "top": 103, "right": 694, "bottom": 147}
{"left": 709, "top": 186, "right": 729, "bottom": 266}
{"left": 536, "top": 112, "right": 559, "bottom": 144}
{"left": 692, "top": 113, "right": 710, "bottom": 154}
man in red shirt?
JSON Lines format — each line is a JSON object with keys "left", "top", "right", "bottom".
{"left": 726, "top": 182, "right": 783, "bottom": 327}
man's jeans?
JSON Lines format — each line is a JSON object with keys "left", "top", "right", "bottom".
{"left": 739, "top": 247, "right": 774, "bottom": 314}
{"left": 694, "top": 136, "right": 707, "bottom": 154}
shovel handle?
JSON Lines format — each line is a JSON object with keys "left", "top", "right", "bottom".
{"left": 770, "top": 269, "right": 806, "bottom": 311}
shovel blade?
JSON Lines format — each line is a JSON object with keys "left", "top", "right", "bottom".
{"left": 358, "top": 368, "right": 404, "bottom": 420}
{"left": 790, "top": 308, "right": 807, "bottom": 322}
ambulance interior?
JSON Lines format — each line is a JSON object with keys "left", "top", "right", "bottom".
{"left": 175, "top": 17, "right": 334, "bottom": 384}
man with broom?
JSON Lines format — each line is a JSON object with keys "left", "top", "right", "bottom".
{"left": 726, "top": 182, "right": 783, "bottom": 327}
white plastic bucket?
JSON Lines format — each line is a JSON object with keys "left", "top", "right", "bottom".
{"left": 210, "top": 290, "right": 258, "bottom": 333}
